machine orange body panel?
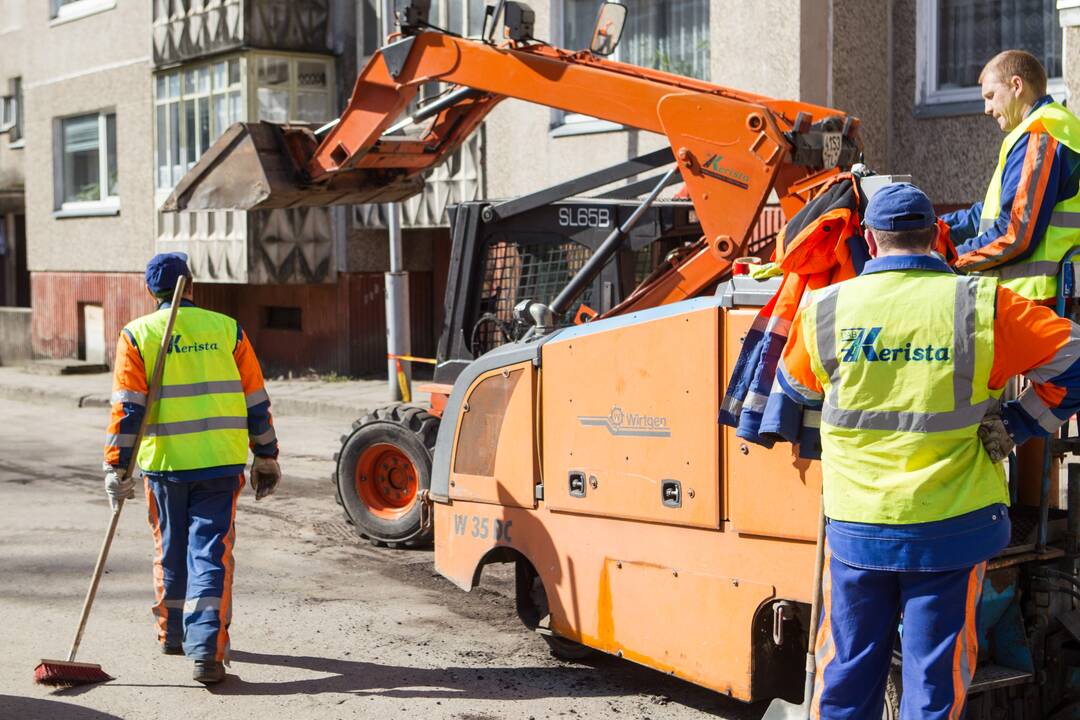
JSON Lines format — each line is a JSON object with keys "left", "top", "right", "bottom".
{"left": 434, "top": 298, "right": 826, "bottom": 702}
{"left": 541, "top": 302, "right": 722, "bottom": 528}
{"left": 433, "top": 492, "right": 815, "bottom": 700}
{"left": 448, "top": 362, "right": 538, "bottom": 509}
{"left": 723, "top": 310, "right": 822, "bottom": 541}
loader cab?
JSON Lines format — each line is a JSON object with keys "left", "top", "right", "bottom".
{"left": 434, "top": 198, "right": 702, "bottom": 386}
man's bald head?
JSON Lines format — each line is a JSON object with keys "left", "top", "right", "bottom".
{"left": 979, "top": 50, "right": 1046, "bottom": 132}
{"left": 979, "top": 50, "right": 1048, "bottom": 97}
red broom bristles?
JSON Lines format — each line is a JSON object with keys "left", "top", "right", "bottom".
{"left": 34, "top": 660, "right": 112, "bottom": 687}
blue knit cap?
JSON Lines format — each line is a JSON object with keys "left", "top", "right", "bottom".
{"left": 145, "top": 252, "right": 191, "bottom": 296}
{"left": 864, "top": 182, "right": 936, "bottom": 231}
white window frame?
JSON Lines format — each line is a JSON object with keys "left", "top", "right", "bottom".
{"left": 9, "top": 76, "right": 21, "bottom": 147}
{"left": 550, "top": 1, "right": 624, "bottom": 137}
{"left": 53, "top": 110, "right": 118, "bottom": 217}
{"left": 49, "top": 0, "right": 116, "bottom": 26}
{"left": 249, "top": 51, "right": 336, "bottom": 126}
{"left": 0, "top": 95, "right": 16, "bottom": 133}
{"left": 915, "top": 0, "right": 1066, "bottom": 117}
{"left": 154, "top": 55, "right": 246, "bottom": 194}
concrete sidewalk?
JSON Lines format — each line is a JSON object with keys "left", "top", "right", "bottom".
{"left": 0, "top": 366, "right": 402, "bottom": 421}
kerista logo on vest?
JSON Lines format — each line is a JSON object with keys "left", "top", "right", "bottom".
{"left": 167, "top": 333, "right": 220, "bottom": 355}
{"left": 840, "top": 327, "right": 952, "bottom": 363}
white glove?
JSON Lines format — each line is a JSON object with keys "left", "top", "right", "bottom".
{"left": 251, "top": 456, "right": 281, "bottom": 501}
{"left": 978, "top": 413, "right": 1015, "bottom": 464}
{"left": 104, "top": 470, "right": 135, "bottom": 511}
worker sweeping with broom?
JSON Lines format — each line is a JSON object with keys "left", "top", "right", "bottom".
{"left": 38, "top": 253, "right": 282, "bottom": 687}
{"left": 110, "top": 252, "right": 281, "bottom": 684}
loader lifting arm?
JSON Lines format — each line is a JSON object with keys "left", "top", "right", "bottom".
{"left": 164, "top": 18, "right": 861, "bottom": 314}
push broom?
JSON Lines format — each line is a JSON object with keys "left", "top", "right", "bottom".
{"left": 35, "top": 277, "right": 187, "bottom": 686}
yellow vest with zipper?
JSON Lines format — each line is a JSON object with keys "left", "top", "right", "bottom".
{"left": 126, "top": 306, "right": 249, "bottom": 472}
{"left": 977, "top": 101, "right": 1080, "bottom": 300}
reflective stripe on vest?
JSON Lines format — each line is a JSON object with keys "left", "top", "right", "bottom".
{"left": 977, "top": 102, "right": 1080, "bottom": 300}
{"left": 126, "top": 307, "right": 249, "bottom": 473}
{"left": 804, "top": 271, "right": 1008, "bottom": 525}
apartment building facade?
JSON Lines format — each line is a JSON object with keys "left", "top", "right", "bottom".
{"left": 0, "top": 0, "right": 1072, "bottom": 374}
{"left": 0, "top": 0, "right": 457, "bottom": 374}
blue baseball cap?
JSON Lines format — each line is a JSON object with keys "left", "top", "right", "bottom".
{"left": 145, "top": 252, "right": 191, "bottom": 296}
{"left": 864, "top": 182, "right": 936, "bottom": 231}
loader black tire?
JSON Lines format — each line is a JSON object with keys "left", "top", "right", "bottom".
{"left": 543, "top": 633, "right": 596, "bottom": 661}
{"left": 333, "top": 405, "right": 438, "bottom": 546}
{"left": 516, "top": 559, "right": 595, "bottom": 662}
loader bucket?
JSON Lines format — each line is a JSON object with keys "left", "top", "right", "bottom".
{"left": 161, "top": 122, "right": 425, "bottom": 212}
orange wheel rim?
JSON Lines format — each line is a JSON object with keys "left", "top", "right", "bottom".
{"left": 355, "top": 443, "right": 419, "bottom": 520}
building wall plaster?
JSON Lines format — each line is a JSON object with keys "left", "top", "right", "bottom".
{"left": 24, "top": 62, "right": 155, "bottom": 273}
{"left": 889, "top": 0, "right": 1000, "bottom": 204}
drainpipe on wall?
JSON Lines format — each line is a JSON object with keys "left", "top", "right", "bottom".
{"left": 383, "top": 0, "right": 411, "bottom": 401}
{"left": 1059, "top": 1, "right": 1080, "bottom": 105}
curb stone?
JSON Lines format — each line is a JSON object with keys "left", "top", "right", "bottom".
{"left": 0, "top": 379, "right": 369, "bottom": 422}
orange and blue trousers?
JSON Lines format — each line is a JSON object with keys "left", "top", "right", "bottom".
{"left": 812, "top": 544, "right": 986, "bottom": 720}
{"left": 145, "top": 474, "right": 243, "bottom": 662}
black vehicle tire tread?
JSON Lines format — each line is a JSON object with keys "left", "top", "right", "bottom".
{"left": 332, "top": 404, "right": 439, "bottom": 547}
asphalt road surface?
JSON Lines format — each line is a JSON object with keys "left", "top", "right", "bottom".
{"left": 0, "top": 397, "right": 762, "bottom": 720}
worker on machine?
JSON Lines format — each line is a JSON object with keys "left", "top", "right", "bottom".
{"left": 776, "top": 183, "right": 1080, "bottom": 718}
{"left": 942, "top": 49, "right": 1080, "bottom": 302}
{"left": 103, "top": 253, "right": 282, "bottom": 685}
{"left": 941, "top": 48, "right": 1080, "bottom": 515}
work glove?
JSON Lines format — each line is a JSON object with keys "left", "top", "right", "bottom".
{"left": 251, "top": 456, "right": 281, "bottom": 501}
{"left": 978, "top": 412, "right": 1015, "bottom": 464}
{"left": 104, "top": 470, "right": 135, "bottom": 512}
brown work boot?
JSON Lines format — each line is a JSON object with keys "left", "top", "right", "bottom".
{"left": 192, "top": 659, "right": 225, "bottom": 684}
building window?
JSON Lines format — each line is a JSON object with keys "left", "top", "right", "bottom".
{"left": 254, "top": 54, "right": 335, "bottom": 124}
{"left": 153, "top": 53, "right": 333, "bottom": 193}
{"left": 49, "top": 0, "right": 116, "bottom": 24}
{"left": 916, "top": 0, "right": 1064, "bottom": 115}
{"left": 0, "top": 77, "right": 22, "bottom": 147}
{"left": 264, "top": 306, "right": 302, "bottom": 331}
{"left": 155, "top": 58, "right": 243, "bottom": 189}
{"left": 357, "top": 0, "right": 487, "bottom": 59}
{"left": 56, "top": 111, "right": 117, "bottom": 211}
{"left": 556, "top": 0, "right": 710, "bottom": 135}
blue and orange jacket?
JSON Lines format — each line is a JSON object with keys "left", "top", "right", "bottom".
{"left": 104, "top": 299, "right": 278, "bottom": 481}
{"left": 719, "top": 174, "right": 957, "bottom": 446}
{"left": 942, "top": 95, "right": 1080, "bottom": 272}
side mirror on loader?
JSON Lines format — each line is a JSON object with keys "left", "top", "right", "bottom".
{"left": 590, "top": 1, "right": 627, "bottom": 56}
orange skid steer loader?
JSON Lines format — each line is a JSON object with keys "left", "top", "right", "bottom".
{"left": 165, "top": 3, "right": 1080, "bottom": 717}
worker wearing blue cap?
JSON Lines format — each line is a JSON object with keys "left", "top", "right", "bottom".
{"left": 776, "top": 182, "right": 1080, "bottom": 718}
{"left": 103, "top": 252, "right": 282, "bottom": 685}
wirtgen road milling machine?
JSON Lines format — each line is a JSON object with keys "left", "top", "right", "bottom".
{"left": 165, "top": 2, "right": 1080, "bottom": 716}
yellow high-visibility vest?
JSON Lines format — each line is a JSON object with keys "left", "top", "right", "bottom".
{"left": 802, "top": 270, "right": 1008, "bottom": 523}
{"left": 126, "top": 306, "right": 249, "bottom": 472}
{"left": 977, "top": 102, "right": 1080, "bottom": 300}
